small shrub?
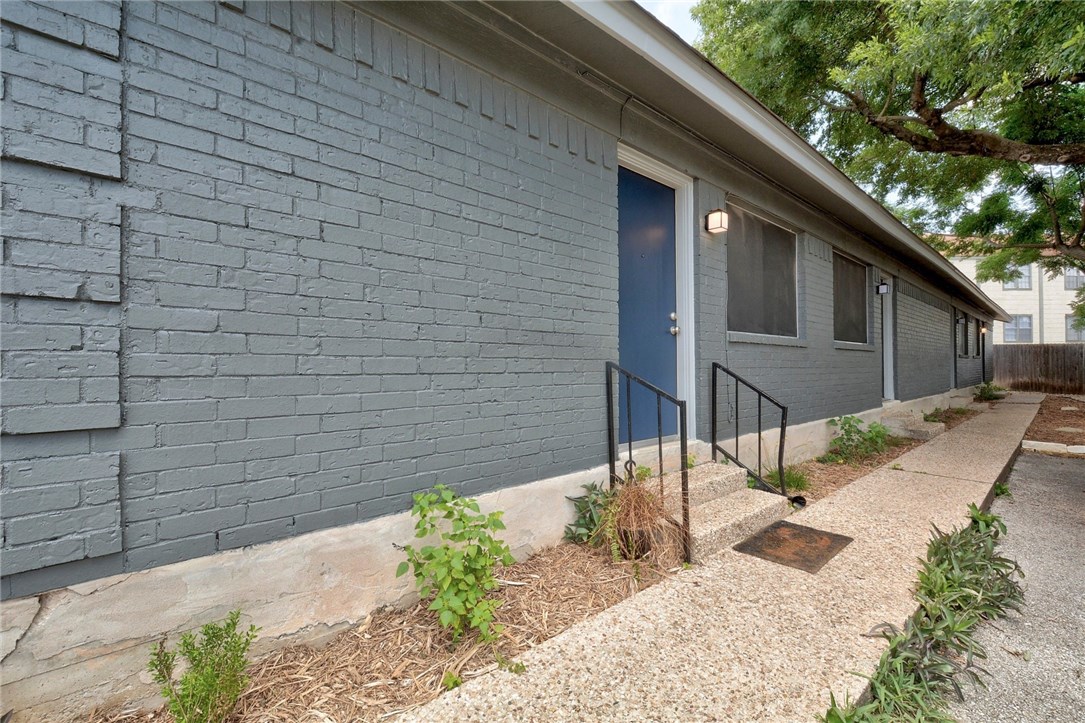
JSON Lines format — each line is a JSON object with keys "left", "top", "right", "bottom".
{"left": 397, "top": 484, "right": 514, "bottom": 642}
{"left": 974, "top": 382, "right": 1005, "bottom": 402}
{"left": 764, "top": 466, "right": 809, "bottom": 492}
{"left": 598, "top": 480, "right": 682, "bottom": 566}
{"left": 818, "top": 415, "right": 890, "bottom": 463}
{"left": 148, "top": 609, "right": 258, "bottom": 723}
{"left": 564, "top": 482, "right": 613, "bottom": 544}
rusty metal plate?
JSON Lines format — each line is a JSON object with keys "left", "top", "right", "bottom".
{"left": 733, "top": 520, "right": 853, "bottom": 574}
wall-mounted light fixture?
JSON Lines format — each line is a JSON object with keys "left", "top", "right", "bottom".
{"left": 957, "top": 315, "right": 967, "bottom": 325}
{"left": 980, "top": 324, "right": 988, "bottom": 335}
{"left": 875, "top": 282, "right": 890, "bottom": 295}
{"left": 705, "top": 209, "right": 728, "bottom": 234}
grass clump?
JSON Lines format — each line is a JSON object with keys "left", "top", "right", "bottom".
{"left": 817, "top": 415, "right": 891, "bottom": 464}
{"left": 764, "top": 465, "right": 809, "bottom": 492}
{"left": 820, "top": 504, "right": 1023, "bottom": 722}
{"left": 148, "top": 610, "right": 258, "bottom": 723}
{"left": 923, "top": 407, "right": 973, "bottom": 424}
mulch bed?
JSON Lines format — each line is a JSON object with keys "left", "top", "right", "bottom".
{"left": 1024, "top": 395, "right": 1085, "bottom": 446}
{"left": 798, "top": 408, "right": 982, "bottom": 502}
{"left": 90, "top": 544, "right": 667, "bottom": 723}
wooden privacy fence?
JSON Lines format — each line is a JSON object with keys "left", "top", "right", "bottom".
{"left": 993, "top": 344, "right": 1085, "bottom": 394}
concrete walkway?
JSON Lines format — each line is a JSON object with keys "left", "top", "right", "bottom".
{"left": 404, "top": 400, "right": 1039, "bottom": 722}
{"left": 949, "top": 452, "right": 1085, "bottom": 722}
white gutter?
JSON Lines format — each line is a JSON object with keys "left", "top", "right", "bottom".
{"left": 567, "top": 0, "right": 1008, "bottom": 321}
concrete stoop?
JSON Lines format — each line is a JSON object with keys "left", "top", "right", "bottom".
{"left": 655, "top": 461, "right": 792, "bottom": 563}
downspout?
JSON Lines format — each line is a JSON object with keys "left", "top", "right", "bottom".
{"left": 1037, "top": 269, "right": 1044, "bottom": 343}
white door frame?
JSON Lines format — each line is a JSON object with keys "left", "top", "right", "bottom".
{"left": 616, "top": 144, "right": 697, "bottom": 438}
{"left": 881, "top": 275, "right": 896, "bottom": 400}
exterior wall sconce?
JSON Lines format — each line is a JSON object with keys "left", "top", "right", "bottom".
{"left": 957, "top": 315, "right": 967, "bottom": 325}
{"left": 705, "top": 209, "right": 728, "bottom": 234}
{"left": 875, "top": 282, "right": 890, "bottom": 295}
{"left": 980, "top": 324, "right": 988, "bottom": 335}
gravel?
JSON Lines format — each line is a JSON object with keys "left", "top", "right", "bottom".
{"left": 948, "top": 452, "right": 1085, "bottom": 722}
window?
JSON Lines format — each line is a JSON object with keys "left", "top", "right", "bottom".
{"left": 1065, "top": 267, "right": 1085, "bottom": 290}
{"left": 957, "top": 314, "right": 970, "bottom": 355}
{"left": 1003, "top": 315, "right": 1033, "bottom": 343}
{"left": 833, "top": 252, "right": 868, "bottom": 343}
{"left": 727, "top": 206, "right": 797, "bottom": 337}
{"left": 1068, "top": 315, "right": 1085, "bottom": 343}
{"left": 1003, "top": 264, "right": 1031, "bottom": 290}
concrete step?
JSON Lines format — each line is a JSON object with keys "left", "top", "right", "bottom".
{"left": 883, "top": 412, "right": 944, "bottom": 440}
{"left": 689, "top": 488, "right": 792, "bottom": 563}
{"left": 661, "top": 462, "right": 747, "bottom": 518}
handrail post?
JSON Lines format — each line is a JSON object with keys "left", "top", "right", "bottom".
{"left": 606, "top": 363, "right": 616, "bottom": 489}
{"left": 779, "top": 406, "right": 788, "bottom": 497}
{"left": 679, "top": 400, "right": 690, "bottom": 564}
{"left": 711, "top": 364, "right": 718, "bottom": 463}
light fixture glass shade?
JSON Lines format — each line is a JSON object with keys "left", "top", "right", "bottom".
{"left": 875, "top": 282, "right": 890, "bottom": 295}
{"left": 705, "top": 209, "right": 728, "bottom": 234}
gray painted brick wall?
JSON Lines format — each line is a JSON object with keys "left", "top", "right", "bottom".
{"left": 1, "top": 0, "right": 618, "bottom": 596}
{"left": 0, "top": 0, "right": 991, "bottom": 598}
{"left": 896, "top": 282, "right": 954, "bottom": 400}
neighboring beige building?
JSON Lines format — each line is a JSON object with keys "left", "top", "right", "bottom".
{"left": 951, "top": 257, "right": 1085, "bottom": 344}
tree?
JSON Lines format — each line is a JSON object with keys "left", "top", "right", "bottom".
{"left": 693, "top": 0, "right": 1085, "bottom": 325}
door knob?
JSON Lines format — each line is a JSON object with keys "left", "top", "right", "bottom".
{"left": 670, "top": 312, "right": 678, "bottom": 321}
{"left": 670, "top": 325, "right": 680, "bottom": 336}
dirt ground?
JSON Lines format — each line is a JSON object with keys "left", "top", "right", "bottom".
{"left": 90, "top": 544, "right": 668, "bottom": 723}
{"left": 1023, "top": 395, "right": 1085, "bottom": 446}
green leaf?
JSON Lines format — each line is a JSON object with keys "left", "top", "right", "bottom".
{"left": 395, "top": 561, "right": 410, "bottom": 578}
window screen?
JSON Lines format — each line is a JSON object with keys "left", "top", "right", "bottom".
{"left": 1067, "top": 315, "right": 1085, "bottom": 342}
{"left": 1004, "top": 315, "right": 1032, "bottom": 343}
{"left": 1065, "top": 268, "right": 1085, "bottom": 290}
{"left": 1003, "top": 265, "right": 1031, "bottom": 290}
{"left": 833, "top": 253, "right": 868, "bottom": 343}
{"left": 727, "top": 206, "right": 797, "bottom": 337}
{"left": 957, "top": 314, "right": 970, "bottom": 355}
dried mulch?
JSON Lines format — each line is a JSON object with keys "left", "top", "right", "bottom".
{"left": 90, "top": 544, "right": 667, "bottom": 723}
{"left": 1024, "top": 395, "right": 1085, "bottom": 446}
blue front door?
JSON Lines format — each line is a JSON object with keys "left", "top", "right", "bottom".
{"left": 618, "top": 166, "right": 678, "bottom": 443}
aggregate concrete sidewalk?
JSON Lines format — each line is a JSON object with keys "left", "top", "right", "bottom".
{"left": 949, "top": 452, "right": 1085, "bottom": 722}
{"left": 404, "top": 400, "right": 1039, "bottom": 722}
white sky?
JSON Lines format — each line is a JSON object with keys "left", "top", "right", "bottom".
{"left": 637, "top": 0, "right": 701, "bottom": 46}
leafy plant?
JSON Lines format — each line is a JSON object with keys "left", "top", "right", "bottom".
{"left": 564, "top": 482, "right": 614, "bottom": 544}
{"left": 441, "top": 670, "right": 462, "bottom": 690}
{"left": 397, "top": 485, "right": 514, "bottom": 642}
{"left": 923, "top": 407, "right": 944, "bottom": 423}
{"left": 821, "top": 506, "right": 1023, "bottom": 721}
{"left": 818, "top": 416, "right": 891, "bottom": 464}
{"left": 495, "top": 649, "right": 527, "bottom": 675}
{"left": 148, "top": 610, "right": 258, "bottom": 723}
{"left": 764, "top": 466, "right": 809, "bottom": 492}
{"left": 684, "top": 454, "right": 696, "bottom": 470}
{"left": 634, "top": 464, "right": 653, "bottom": 482}
{"left": 975, "top": 382, "right": 1006, "bottom": 402}
{"left": 994, "top": 481, "right": 1011, "bottom": 498}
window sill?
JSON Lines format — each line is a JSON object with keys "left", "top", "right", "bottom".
{"left": 834, "top": 340, "right": 875, "bottom": 352}
{"left": 727, "top": 331, "right": 806, "bottom": 348}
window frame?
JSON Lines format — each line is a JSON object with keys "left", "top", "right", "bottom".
{"left": 1067, "top": 314, "right": 1085, "bottom": 343}
{"left": 1002, "top": 264, "right": 1032, "bottom": 291}
{"left": 1003, "top": 314, "right": 1033, "bottom": 343}
{"left": 1065, "top": 267, "right": 1085, "bottom": 291}
{"left": 725, "top": 204, "right": 800, "bottom": 341}
{"left": 832, "top": 250, "right": 870, "bottom": 345}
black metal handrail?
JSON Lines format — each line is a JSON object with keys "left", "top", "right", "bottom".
{"left": 711, "top": 362, "right": 790, "bottom": 497}
{"left": 605, "top": 361, "right": 690, "bottom": 563}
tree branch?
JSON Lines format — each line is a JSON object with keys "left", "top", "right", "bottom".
{"left": 1022, "top": 71, "right": 1085, "bottom": 90}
